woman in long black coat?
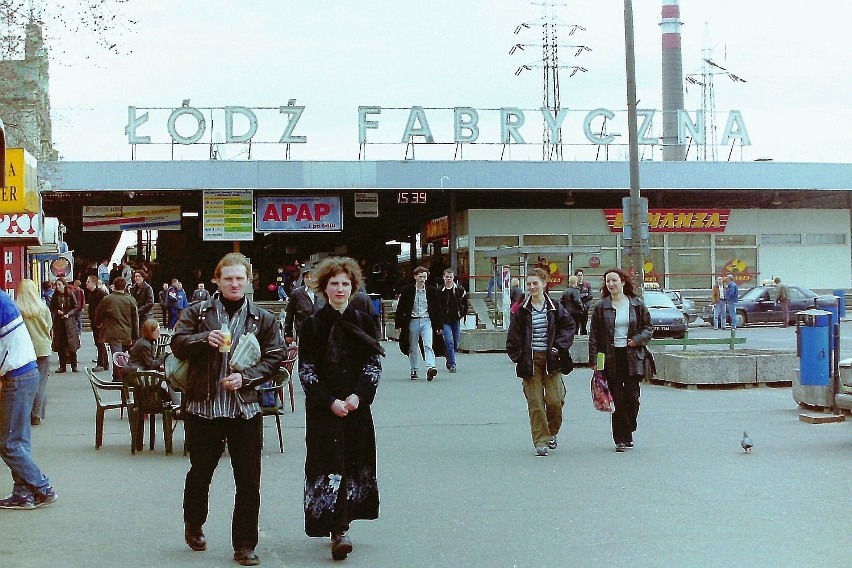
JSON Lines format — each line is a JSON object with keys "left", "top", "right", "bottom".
{"left": 49, "top": 277, "right": 80, "bottom": 373}
{"left": 298, "top": 257, "right": 384, "bottom": 561}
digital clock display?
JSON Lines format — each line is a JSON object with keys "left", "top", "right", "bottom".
{"left": 397, "top": 192, "right": 427, "bottom": 204}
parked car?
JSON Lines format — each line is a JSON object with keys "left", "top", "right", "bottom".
{"left": 731, "top": 285, "right": 837, "bottom": 327}
{"left": 643, "top": 290, "right": 688, "bottom": 339}
{"left": 663, "top": 289, "right": 698, "bottom": 323}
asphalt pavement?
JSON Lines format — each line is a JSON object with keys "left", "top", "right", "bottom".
{"left": 2, "top": 330, "right": 850, "bottom": 567}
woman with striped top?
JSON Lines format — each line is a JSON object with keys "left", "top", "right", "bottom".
{"left": 506, "top": 268, "right": 576, "bottom": 457}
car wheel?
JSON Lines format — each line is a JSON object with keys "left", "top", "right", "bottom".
{"left": 735, "top": 310, "right": 746, "bottom": 328}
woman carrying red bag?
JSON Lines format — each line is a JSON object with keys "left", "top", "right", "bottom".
{"left": 588, "top": 268, "right": 654, "bottom": 453}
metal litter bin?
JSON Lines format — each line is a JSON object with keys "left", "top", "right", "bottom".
{"left": 793, "top": 309, "right": 834, "bottom": 408}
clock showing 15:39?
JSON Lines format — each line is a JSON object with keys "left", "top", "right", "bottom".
{"left": 397, "top": 192, "right": 427, "bottom": 204}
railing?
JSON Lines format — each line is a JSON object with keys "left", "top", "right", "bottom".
{"left": 650, "top": 328, "right": 746, "bottom": 350}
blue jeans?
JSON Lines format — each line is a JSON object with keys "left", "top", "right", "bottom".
{"left": 31, "top": 357, "right": 50, "bottom": 420}
{"left": 727, "top": 302, "right": 738, "bottom": 329}
{"left": 713, "top": 302, "right": 726, "bottom": 329}
{"left": 408, "top": 318, "right": 435, "bottom": 370}
{"left": 442, "top": 321, "right": 461, "bottom": 369}
{"left": 0, "top": 367, "right": 51, "bottom": 497}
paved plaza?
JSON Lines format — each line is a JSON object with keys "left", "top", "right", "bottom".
{"left": 2, "top": 332, "right": 850, "bottom": 567}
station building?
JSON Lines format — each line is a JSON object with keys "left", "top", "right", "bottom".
{"left": 37, "top": 159, "right": 852, "bottom": 301}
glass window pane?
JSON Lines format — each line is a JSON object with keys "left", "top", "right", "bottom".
{"left": 644, "top": 249, "right": 666, "bottom": 285}
{"left": 803, "top": 234, "right": 845, "bottom": 245}
{"left": 668, "top": 234, "right": 710, "bottom": 247}
{"left": 715, "top": 234, "right": 756, "bottom": 247}
{"left": 715, "top": 249, "right": 758, "bottom": 286}
{"left": 669, "top": 248, "right": 711, "bottom": 289}
{"left": 474, "top": 236, "right": 519, "bottom": 248}
{"left": 523, "top": 235, "right": 568, "bottom": 246}
{"left": 761, "top": 234, "right": 801, "bottom": 245}
{"left": 649, "top": 234, "right": 665, "bottom": 248}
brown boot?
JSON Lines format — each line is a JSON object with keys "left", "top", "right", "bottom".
{"left": 331, "top": 532, "right": 353, "bottom": 560}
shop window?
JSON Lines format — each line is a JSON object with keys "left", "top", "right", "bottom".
{"left": 803, "top": 233, "right": 846, "bottom": 245}
{"left": 649, "top": 234, "right": 665, "bottom": 248}
{"left": 761, "top": 234, "right": 801, "bottom": 245}
{"left": 523, "top": 235, "right": 568, "bottom": 246}
{"left": 669, "top": 249, "right": 712, "bottom": 290}
{"left": 714, "top": 248, "right": 758, "bottom": 286}
{"left": 474, "top": 236, "right": 519, "bottom": 248}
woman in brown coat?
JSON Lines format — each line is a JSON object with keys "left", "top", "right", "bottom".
{"left": 48, "top": 277, "right": 80, "bottom": 373}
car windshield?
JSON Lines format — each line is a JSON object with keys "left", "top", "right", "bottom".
{"left": 644, "top": 291, "right": 676, "bottom": 309}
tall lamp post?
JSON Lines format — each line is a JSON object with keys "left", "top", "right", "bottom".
{"left": 623, "top": 0, "right": 645, "bottom": 295}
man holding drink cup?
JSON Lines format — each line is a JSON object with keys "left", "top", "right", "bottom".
{"left": 171, "top": 253, "right": 285, "bottom": 566}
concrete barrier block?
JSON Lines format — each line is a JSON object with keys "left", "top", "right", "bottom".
{"left": 755, "top": 352, "right": 798, "bottom": 383}
{"left": 458, "top": 330, "right": 507, "bottom": 353}
{"left": 658, "top": 352, "right": 756, "bottom": 385}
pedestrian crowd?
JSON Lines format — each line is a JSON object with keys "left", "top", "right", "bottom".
{"left": 3, "top": 254, "right": 677, "bottom": 566}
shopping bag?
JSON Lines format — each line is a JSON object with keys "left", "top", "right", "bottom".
{"left": 591, "top": 369, "right": 614, "bottom": 413}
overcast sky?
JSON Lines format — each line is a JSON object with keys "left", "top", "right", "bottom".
{"left": 45, "top": 0, "right": 851, "bottom": 163}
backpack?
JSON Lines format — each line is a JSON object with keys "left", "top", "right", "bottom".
{"left": 164, "top": 352, "right": 190, "bottom": 393}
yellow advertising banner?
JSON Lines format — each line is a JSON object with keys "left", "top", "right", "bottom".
{"left": 1, "top": 148, "right": 40, "bottom": 214}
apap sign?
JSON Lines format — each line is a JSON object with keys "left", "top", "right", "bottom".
{"left": 256, "top": 196, "right": 342, "bottom": 233}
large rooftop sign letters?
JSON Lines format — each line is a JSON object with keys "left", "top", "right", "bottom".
{"left": 125, "top": 105, "right": 750, "bottom": 148}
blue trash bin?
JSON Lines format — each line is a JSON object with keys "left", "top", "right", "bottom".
{"left": 816, "top": 296, "right": 839, "bottom": 350}
{"left": 797, "top": 309, "right": 831, "bottom": 386}
{"left": 832, "top": 289, "right": 846, "bottom": 318}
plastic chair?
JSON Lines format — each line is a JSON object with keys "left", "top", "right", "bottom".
{"left": 281, "top": 345, "right": 299, "bottom": 412}
{"left": 154, "top": 332, "right": 172, "bottom": 360}
{"left": 122, "top": 370, "right": 176, "bottom": 455}
{"left": 86, "top": 368, "right": 128, "bottom": 449}
{"left": 257, "top": 369, "right": 291, "bottom": 453}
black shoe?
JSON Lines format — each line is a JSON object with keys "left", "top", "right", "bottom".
{"left": 55, "top": 367, "right": 66, "bottom": 374}
{"left": 233, "top": 548, "right": 260, "bottom": 566}
{"left": 426, "top": 367, "right": 437, "bottom": 381}
{"left": 184, "top": 524, "right": 207, "bottom": 552}
{"left": 626, "top": 441, "right": 634, "bottom": 449}
{"left": 547, "top": 436, "right": 557, "bottom": 450}
{"left": 615, "top": 443, "right": 627, "bottom": 452}
{"left": 31, "top": 416, "right": 41, "bottom": 426}
{"left": 71, "top": 366, "right": 78, "bottom": 373}
{"left": 331, "top": 533, "right": 353, "bottom": 561}
{"left": 410, "top": 370, "right": 418, "bottom": 381}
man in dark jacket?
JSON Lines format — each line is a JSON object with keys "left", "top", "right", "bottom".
{"left": 283, "top": 267, "right": 325, "bottom": 343}
{"left": 171, "top": 253, "right": 284, "bottom": 567}
{"left": 93, "top": 277, "right": 139, "bottom": 382}
{"left": 395, "top": 266, "right": 442, "bottom": 381}
{"left": 85, "top": 275, "right": 109, "bottom": 371}
{"left": 437, "top": 268, "right": 468, "bottom": 373}
{"left": 129, "top": 271, "right": 155, "bottom": 323}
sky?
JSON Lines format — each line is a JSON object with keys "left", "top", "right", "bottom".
{"left": 43, "top": 0, "right": 852, "bottom": 164}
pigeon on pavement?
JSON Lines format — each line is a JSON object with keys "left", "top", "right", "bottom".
{"left": 741, "top": 431, "right": 753, "bottom": 453}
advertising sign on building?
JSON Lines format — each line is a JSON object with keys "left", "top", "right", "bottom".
{"left": 202, "top": 190, "right": 254, "bottom": 241}
{"left": 0, "top": 212, "right": 41, "bottom": 240}
{"left": 82, "top": 206, "right": 181, "bottom": 231}
{"left": 2, "top": 148, "right": 40, "bottom": 214}
{"left": 256, "top": 195, "right": 342, "bottom": 233}
{"left": 604, "top": 209, "right": 730, "bottom": 233}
